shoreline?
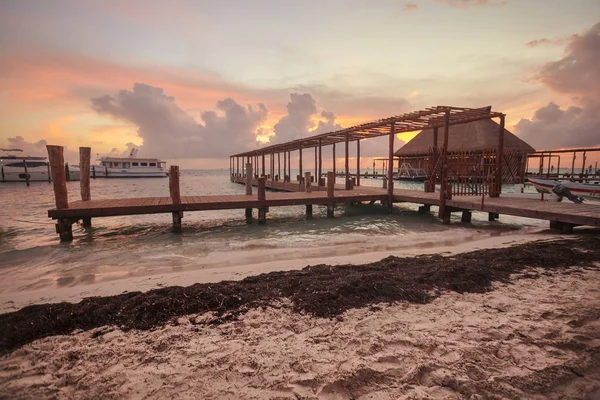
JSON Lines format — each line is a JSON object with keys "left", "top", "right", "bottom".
{"left": 0, "top": 228, "right": 561, "bottom": 313}
{"left": 0, "top": 237, "right": 598, "bottom": 399}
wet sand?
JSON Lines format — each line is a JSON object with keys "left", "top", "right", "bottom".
{"left": 0, "top": 237, "right": 599, "bottom": 399}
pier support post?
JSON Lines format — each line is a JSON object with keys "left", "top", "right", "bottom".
{"left": 488, "top": 212, "right": 499, "bottom": 221}
{"left": 257, "top": 177, "right": 266, "bottom": 225}
{"left": 79, "top": 147, "right": 91, "bottom": 201}
{"left": 82, "top": 217, "right": 92, "bottom": 228}
{"left": 172, "top": 211, "right": 183, "bottom": 232}
{"left": 169, "top": 165, "right": 182, "bottom": 232}
{"left": 56, "top": 218, "right": 74, "bottom": 242}
{"left": 305, "top": 172, "right": 312, "bottom": 192}
{"left": 442, "top": 210, "right": 451, "bottom": 225}
{"left": 245, "top": 163, "right": 253, "bottom": 195}
{"left": 245, "top": 208, "right": 253, "bottom": 222}
{"left": 461, "top": 211, "right": 472, "bottom": 223}
{"left": 46, "top": 145, "right": 69, "bottom": 210}
{"left": 418, "top": 205, "right": 431, "bottom": 214}
{"left": 382, "top": 176, "right": 387, "bottom": 189}
{"left": 327, "top": 171, "right": 335, "bottom": 218}
{"left": 1, "top": 166, "right": 4, "bottom": 183}
{"left": 345, "top": 133, "right": 351, "bottom": 189}
{"left": 306, "top": 204, "right": 313, "bottom": 219}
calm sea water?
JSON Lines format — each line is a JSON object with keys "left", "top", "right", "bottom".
{"left": 0, "top": 169, "right": 548, "bottom": 309}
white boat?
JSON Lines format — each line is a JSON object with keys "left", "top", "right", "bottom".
{"left": 92, "top": 149, "right": 167, "bottom": 178}
{"left": 1, "top": 149, "right": 82, "bottom": 183}
{"left": 528, "top": 177, "right": 600, "bottom": 201}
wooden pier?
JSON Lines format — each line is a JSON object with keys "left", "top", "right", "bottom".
{"left": 46, "top": 106, "right": 600, "bottom": 241}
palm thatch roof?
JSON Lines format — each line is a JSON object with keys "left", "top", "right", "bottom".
{"left": 395, "top": 119, "right": 535, "bottom": 156}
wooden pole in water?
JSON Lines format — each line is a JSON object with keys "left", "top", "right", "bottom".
{"left": 318, "top": 139, "right": 322, "bottom": 186}
{"left": 277, "top": 152, "right": 281, "bottom": 181}
{"left": 283, "top": 151, "right": 287, "bottom": 181}
{"left": 299, "top": 144, "right": 303, "bottom": 185}
{"left": 356, "top": 139, "right": 360, "bottom": 187}
{"left": 245, "top": 163, "right": 253, "bottom": 195}
{"left": 287, "top": 151, "right": 291, "bottom": 181}
{"left": 261, "top": 154, "right": 265, "bottom": 177}
{"left": 23, "top": 159, "right": 30, "bottom": 187}
{"left": 1, "top": 166, "right": 4, "bottom": 183}
{"left": 496, "top": 115, "right": 505, "bottom": 196}
{"left": 305, "top": 172, "right": 312, "bottom": 193}
{"left": 326, "top": 171, "right": 335, "bottom": 218}
{"left": 47, "top": 145, "right": 69, "bottom": 210}
{"left": 387, "top": 122, "right": 395, "bottom": 211}
{"left": 345, "top": 133, "right": 350, "bottom": 189}
{"left": 332, "top": 143, "right": 336, "bottom": 176}
{"left": 79, "top": 147, "right": 91, "bottom": 201}
{"left": 64, "top": 162, "right": 71, "bottom": 181}
{"left": 169, "top": 166, "right": 181, "bottom": 204}
{"left": 438, "top": 111, "right": 450, "bottom": 220}
{"left": 257, "top": 177, "right": 266, "bottom": 224}
{"left": 314, "top": 146, "right": 317, "bottom": 183}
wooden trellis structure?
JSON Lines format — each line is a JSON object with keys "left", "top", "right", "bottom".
{"left": 231, "top": 106, "right": 505, "bottom": 219}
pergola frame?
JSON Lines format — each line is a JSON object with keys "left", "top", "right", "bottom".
{"left": 230, "top": 105, "right": 506, "bottom": 219}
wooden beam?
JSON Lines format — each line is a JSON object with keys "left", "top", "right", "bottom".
{"left": 79, "top": 147, "right": 91, "bottom": 201}
{"left": 245, "top": 163, "right": 253, "bottom": 195}
{"left": 46, "top": 145, "right": 69, "bottom": 210}
{"left": 356, "top": 139, "right": 361, "bottom": 187}
{"left": 169, "top": 165, "right": 181, "bottom": 205}
{"left": 495, "top": 115, "right": 505, "bottom": 196}
{"left": 299, "top": 144, "right": 303, "bottom": 185}
{"left": 345, "top": 132, "right": 350, "bottom": 189}
{"left": 332, "top": 143, "right": 336, "bottom": 176}
{"left": 438, "top": 111, "right": 450, "bottom": 219}
{"left": 387, "top": 122, "right": 395, "bottom": 209}
{"left": 318, "top": 138, "right": 322, "bottom": 187}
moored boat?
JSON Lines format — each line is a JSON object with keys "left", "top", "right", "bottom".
{"left": 528, "top": 177, "right": 600, "bottom": 200}
{"left": 92, "top": 150, "right": 167, "bottom": 178}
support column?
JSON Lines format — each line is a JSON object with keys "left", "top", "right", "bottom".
{"left": 261, "top": 154, "right": 265, "bottom": 177}
{"left": 305, "top": 172, "right": 312, "bottom": 192}
{"left": 169, "top": 165, "right": 182, "bottom": 232}
{"left": 299, "top": 144, "right": 303, "bottom": 186}
{"left": 461, "top": 211, "right": 472, "bottom": 223}
{"left": 79, "top": 147, "right": 91, "bottom": 202}
{"left": 327, "top": 171, "right": 335, "bottom": 218}
{"left": 332, "top": 143, "right": 336, "bottom": 177}
{"left": 495, "top": 115, "right": 505, "bottom": 196}
{"left": 345, "top": 133, "right": 350, "bottom": 189}
{"left": 287, "top": 151, "right": 291, "bottom": 181}
{"left": 277, "top": 152, "right": 281, "bottom": 181}
{"left": 257, "top": 177, "right": 266, "bottom": 225}
{"left": 245, "top": 163, "right": 253, "bottom": 195}
{"left": 356, "top": 139, "right": 361, "bottom": 187}
{"left": 581, "top": 151, "right": 587, "bottom": 178}
{"left": 318, "top": 139, "right": 322, "bottom": 187}
{"left": 305, "top": 204, "right": 313, "bottom": 219}
{"left": 46, "top": 145, "right": 69, "bottom": 213}
{"left": 438, "top": 110, "right": 451, "bottom": 220}
{"left": 314, "top": 146, "right": 317, "bottom": 184}
{"left": 387, "top": 122, "right": 395, "bottom": 212}
{"left": 283, "top": 151, "right": 287, "bottom": 181}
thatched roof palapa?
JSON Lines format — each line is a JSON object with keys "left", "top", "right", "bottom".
{"left": 395, "top": 119, "right": 535, "bottom": 157}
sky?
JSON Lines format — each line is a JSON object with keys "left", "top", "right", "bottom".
{"left": 1, "top": 0, "right": 599, "bottom": 169}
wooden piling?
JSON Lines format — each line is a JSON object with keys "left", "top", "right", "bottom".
{"left": 257, "top": 177, "right": 266, "bottom": 224}
{"left": 356, "top": 139, "right": 360, "bottom": 187}
{"left": 79, "top": 147, "right": 91, "bottom": 201}
{"left": 306, "top": 204, "right": 313, "bottom": 219}
{"left": 318, "top": 139, "right": 322, "bottom": 187}
{"left": 387, "top": 122, "right": 394, "bottom": 212}
{"left": 245, "top": 208, "right": 253, "bottom": 222}
{"left": 438, "top": 110, "right": 450, "bottom": 219}
{"left": 23, "top": 159, "right": 30, "bottom": 186}
{"left": 382, "top": 176, "right": 387, "bottom": 189}
{"left": 169, "top": 166, "right": 181, "bottom": 204}
{"left": 305, "top": 172, "right": 312, "bottom": 193}
{"left": 65, "top": 162, "right": 71, "bottom": 181}
{"left": 418, "top": 205, "right": 430, "bottom": 214}
{"left": 345, "top": 133, "right": 350, "bottom": 189}
{"left": 46, "top": 145, "right": 69, "bottom": 210}
{"left": 92, "top": 165, "right": 96, "bottom": 179}
{"left": 461, "top": 211, "right": 472, "bottom": 223}
{"left": 327, "top": 171, "right": 335, "bottom": 218}
{"left": 246, "top": 163, "right": 253, "bottom": 195}
{"left": 1, "top": 166, "right": 4, "bottom": 183}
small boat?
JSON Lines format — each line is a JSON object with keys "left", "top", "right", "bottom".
{"left": 1, "top": 149, "right": 81, "bottom": 182}
{"left": 92, "top": 149, "right": 167, "bottom": 178}
{"left": 528, "top": 177, "right": 600, "bottom": 200}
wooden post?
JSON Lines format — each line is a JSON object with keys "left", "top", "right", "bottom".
{"left": 277, "top": 152, "right": 281, "bottom": 181}
{"left": 438, "top": 111, "right": 450, "bottom": 219}
{"left": 257, "top": 177, "right": 266, "bottom": 225}
{"left": 79, "top": 147, "right": 91, "bottom": 201}
{"left": 287, "top": 151, "right": 291, "bottom": 181}
{"left": 1, "top": 166, "right": 4, "bottom": 183}
{"left": 332, "top": 143, "right": 336, "bottom": 176}
{"left": 23, "top": 159, "right": 30, "bottom": 186}
{"left": 387, "top": 122, "right": 395, "bottom": 212}
{"left": 65, "top": 162, "right": 71, "bottom": 181}
{"left": 495, "top": 115, "right": 505, "bottom": 196}
{"left": 299, "top": 144, "right": 303, "bottom": 186}
{"left": 283, "top": 151, "right": 287, "bottom": 181}
{"left": 169, "top": 166, "right": 181, "bottom": 204}
{"left": 305, "top": 204, "right": 313, "bottom": 219}
{"left": 91, "top": 165, "right": 96, "bottom": 179}
{"left": 318, "top": 139, "right": 322, "bottom": 187}
{"left": 432, "top": 127, "right": 438, "bottom": 187}
{"left": 356, "top": 139, "right": 361, "bottom": 187}
{"left": 305, "top": 172, "right": 312, "bottom": 193}
{"left": 382, "top": 176, "right": 387, "bottom": 189}
{"left": 261, "top": 154, "right": 265, "bottom": 177}
{"left": 237, "top": 156, "right": 240, "bottom": 177}
{"left": 314, "top": 146, "right": 317, "bottom": 183}
{"left": 571, "top": 152, "right": 576, "bottom": 176}
{"left": 245, "top": 207, "right": 253, "bottom": 222}
{"left": 345, "top": 133, "right": 350, "bottom": 189}
{"left": 327, "top": 171, "right": 335, "bottom": 218}
{"left": 546, "top": 152, "right": 552, "bottom": 178}
{"left": 47, "top": 145, "right": 72, "bottom": 241}
{"left": 461, "top": 211, "right": 472, "bottom": 223}
{"left": 46, "top": 145, "right": 69, "bottom": 210}
{"left": 245, "top": 163, "right": 253, "bottom": 195}
{"left": 581, "top": 151, "right": 587, "bottom": 178}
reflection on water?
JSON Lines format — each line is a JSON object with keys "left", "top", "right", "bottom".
{"left": 0, "top": 170, "right": 546, "bottom": 303}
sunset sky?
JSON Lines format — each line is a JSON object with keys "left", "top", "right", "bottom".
{"left": 1, "top": 0, "right": 599, "bottom": 168}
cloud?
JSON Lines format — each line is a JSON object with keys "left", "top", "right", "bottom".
{"left": 91, "top": 83, "right": 268, "bottom": 158}
{"left": 525, "top": 35, "right": 577, "bottom": 48}
{"left": 272, "top": 93, "right": 319, "bottom": 143}
{"left": 435, "top": 0, "right": 508, "bottom": 7}
{"left": 515, "top": 22, "right": 600, "bottom": 149}
{"left": 402, "top": 3, "right": 419, "bottom": 12}
{"left": 315, "top": 111, "right": 343, "bottom": 134}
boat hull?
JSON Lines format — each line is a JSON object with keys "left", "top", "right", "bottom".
{"left": 528, "top": 178, "right": 600, "bottom": 200}
{"left": 91, "top": 166, "right": 167, "bottom": 178}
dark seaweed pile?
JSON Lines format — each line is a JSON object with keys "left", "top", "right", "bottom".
{"left": 1, "top": 237, "right": 598, "bottom": 354}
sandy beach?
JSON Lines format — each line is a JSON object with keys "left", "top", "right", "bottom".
{"left": 1, "top": 237, "right": 599, "bottom": 399}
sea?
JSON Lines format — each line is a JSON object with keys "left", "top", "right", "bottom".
{"left": 0, "top": 170, "right": 550, "bottom": 311}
